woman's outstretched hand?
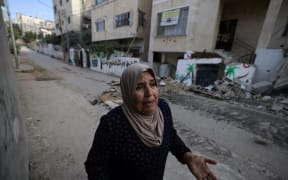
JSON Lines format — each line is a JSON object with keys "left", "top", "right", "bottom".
{"left": 183, "top": 152, "right": 217, "bottom": 180}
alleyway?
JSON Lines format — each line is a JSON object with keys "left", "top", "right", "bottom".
{"left": 16, "top": 47, "right": 288, "bottom": 180}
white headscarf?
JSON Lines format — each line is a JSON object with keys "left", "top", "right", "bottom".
{"left": 120, "top": 63, "right": 164, "bottom": 147}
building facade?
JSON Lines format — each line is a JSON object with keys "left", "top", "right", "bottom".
{"left": 90, "top": 0, "right": 153, "bottom": 60}
{"left": 40, "top": 20, "right": 55, "bottom": 37}
{"left": 16, "top": 13, "right": 46, "bottom": 35}
{"left": 149, "top": 0, "right": 221, "bottom": 66}
{"left": 148, "top": 0, "right": 288, "bottom": 83}
{"left": 53, "top": 0, "right": 92, "bottom": 35}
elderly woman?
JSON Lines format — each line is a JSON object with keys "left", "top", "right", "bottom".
{"left": 85, "top": 63, "right": 217, "bottom": 180}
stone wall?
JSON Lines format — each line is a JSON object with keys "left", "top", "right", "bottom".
{"left": 0, "top": 9, "right": 28, "bottom": 180}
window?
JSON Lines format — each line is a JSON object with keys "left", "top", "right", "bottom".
{"left": 60, "top": 0, "right": 62, "bottom": 6}
{"left": 96, "top": 19, "right": 105, "bottom": 32}
{"left": 66, "top": 0, "right": 69, "bottom": 2}
{"left": 138, "top": 10, "right": 145, "bottom": 27}
{"left": 54, "top": 5, "right": 57, "bottom": 14}
{"left": 115, "top": 12, "right": 130, "bottom": 28}
{"left": 67, "top": 16, "right": 71, "bottom": 24}
{"left": 95, "top": 0, "right": 107, "bottom": 5}
{"left": 157, "top": 7, "right": 189, "bottom": 36}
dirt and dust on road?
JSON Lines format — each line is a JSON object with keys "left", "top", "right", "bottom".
{"left": 16, "top": 49, "right": 288, "bottom": 180}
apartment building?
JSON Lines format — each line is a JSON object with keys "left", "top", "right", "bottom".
{"left": 149, "top": 0, "right": 220, "bottom": 65}
{"left": 148, "top": 0, "right": 288, "bottom": 83}
{"left": 16, "top": 13, "right": 45, "bottom": 35}
{"left": 53, "top": 0, "right": 92, "bottom": 35}
{"left": 40, "top": 20, "right": 55, "bottom": 37}
{"left": 90, "top": 0, "right": 153, "bottom": 60}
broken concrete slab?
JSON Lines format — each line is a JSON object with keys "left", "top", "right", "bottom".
{"left": 252, "top": 81, "right": 273, "bottom": 94}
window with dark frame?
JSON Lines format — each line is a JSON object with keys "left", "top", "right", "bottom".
{"left": 67, "top": 16, "right": 71, "bottom": 24}
{"left": 115, "top": 12, "right": 130, "bottom": 28}
{"left": 157, "top": 6, "right": 189, "bottom": 36}
{"left": 54, "top": 5, "right": 57, "bottom": 14}
{"left": 138, "top": 10, "right": 145, "bottom": 27}
{"left": 60, "top": 0, "right": 62, "bottom": 6}
{"left": 96, "top": 19, "right": 105, "bottom": 32}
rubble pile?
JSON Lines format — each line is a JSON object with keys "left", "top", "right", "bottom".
{"left": 94, "top": 81, "right": 123, "bottom": 109}
{"left": 91, "top": 78, "right": 288, "bottom": 117}
{"left": 159, "top": 77, "right": 288, "bottom": 117}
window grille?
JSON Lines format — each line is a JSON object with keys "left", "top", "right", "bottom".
{"left": 115, "top": 12, "right": 130, "bottom": 28}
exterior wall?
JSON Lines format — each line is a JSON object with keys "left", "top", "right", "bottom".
{"left": 148, "top": 0, "right": 221, "bottom": 63}
{"left": 221, "top": 0, "right": 270, "bottom": 56}
{"left": 266, "top": 0, "right": 288, "bottom": 48}
{"left": 53, "top": 0, "right": 82, "bottom": 35}
{"left": 0, "top": 9, "right": 28, "bottom": 180}
{"left": 16, "top": 13, "right": 45, "bottom": 34}
{"left": 70, "top": 0, "right": 81, "bottom": 32}
{"left": 253, "top": 0, "right": 287, "bottom": 83}
{"left": 89, "top": 53, "right": 140, "bottom": 76}
{"left": 91, "top": 0, "right": 152, "bottom": 60}
{"left": 91, "top": 0, "right": 139, "bottom": 41}
{"left": 138, "top": 0, "right": 153, "bottom": 60}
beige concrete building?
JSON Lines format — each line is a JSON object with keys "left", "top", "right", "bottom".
{"left": 16, "top": 13, "right": 45, "bottom": 35}
{"left": 148, "top": 0, "right": 288, "bottom": 81}
{"left": 53, "top": 0, "right": 92, "bottom": 35}
{"left": 90, "top": 0, "right": 153, "bottom": 59}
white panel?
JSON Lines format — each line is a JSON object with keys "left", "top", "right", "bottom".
{"left": 254, "top": 48, "right": 284, "bottom": 83}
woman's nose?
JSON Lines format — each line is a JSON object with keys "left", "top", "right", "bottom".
{"left": 144, "top": 86, "right": 153, "bottom": 96}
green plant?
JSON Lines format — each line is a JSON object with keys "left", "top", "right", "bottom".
{"left": 23, "top": 31, "right": 37, "bottom": 43}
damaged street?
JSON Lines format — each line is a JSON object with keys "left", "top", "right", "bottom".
{"left": 17, "top": 47, "right": 288, "bottom": 180}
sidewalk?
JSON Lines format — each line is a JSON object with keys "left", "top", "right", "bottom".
{"left": 16, "top": 54, "right": 103, "bottom": 180}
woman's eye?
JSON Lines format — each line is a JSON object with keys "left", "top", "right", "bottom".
{"left": 136, "top": 85, "right": 143, "bottom": 90}
{"left": 150, "top": 81, "right": 157, "bottom": 87}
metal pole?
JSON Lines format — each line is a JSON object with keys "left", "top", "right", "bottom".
{"left": 5, "top": 0, "right": 19, "bottom": 69}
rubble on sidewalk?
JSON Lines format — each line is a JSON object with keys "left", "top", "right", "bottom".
{"left": 93, "top": 77, "right": 288, "bottom": 118}
{"left": 90, "top": 81, "right": 122, "bottom": 109}
{"left": 159, "top": 77, "right": 288, "bottom": 118}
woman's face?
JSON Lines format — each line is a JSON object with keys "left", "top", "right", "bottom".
{"left": 133, "top": 71, "right": 159, "bottom": 115}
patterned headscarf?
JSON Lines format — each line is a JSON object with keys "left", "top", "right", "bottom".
{"left": 120, "top": 63, "right": 164, "bottom": 147}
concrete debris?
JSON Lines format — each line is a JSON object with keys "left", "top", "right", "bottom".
{"left": 96, "top": 75, "right": 288, "bottom": 118}
{"left": 251, "top": 81, "right": 273, "bottom": 94}
{"left": 159, "top": 80, "right": 166, "bottom": 86}
{"left": 108, "top": 80, "right": 120, "bottom": 86}
{"left": 89, "top": 99, "right": 99, "bottom": 106}
{"left": 181, "top": 78, "right": 249, "bottom": 100}
{"left": 271, "top": 97, "right": 288, "bottom": 115}
{"left": 256, "top": 105, "right": 266, "bottom": 110}
{"left": 104, "top": 100, "right": 121, "bottom": 109}
{"left": 279, "top": 99, "right": 288, "bottom": 104}
{"left": 253, "top": 136, "right": 270, "bottom": 146}
{"left": 262, "top": 96, "right": 273, "bottom": 101}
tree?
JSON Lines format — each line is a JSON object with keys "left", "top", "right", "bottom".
{"left": 23, "top": 31, "right": 37, "bottom": 43}
{"left": 7, "top": 23, "right": 21, "bottom": 40}
{"left": 45, "top": 33, "right": 61, "bottom": 45}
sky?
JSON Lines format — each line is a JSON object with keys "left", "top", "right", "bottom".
{"left": 8, "top": 0, "right": 54, "bottom": 21}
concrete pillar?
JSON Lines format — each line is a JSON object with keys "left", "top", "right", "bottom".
{"left": 257, "top": 0, "right": 283, "bottom": 48}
